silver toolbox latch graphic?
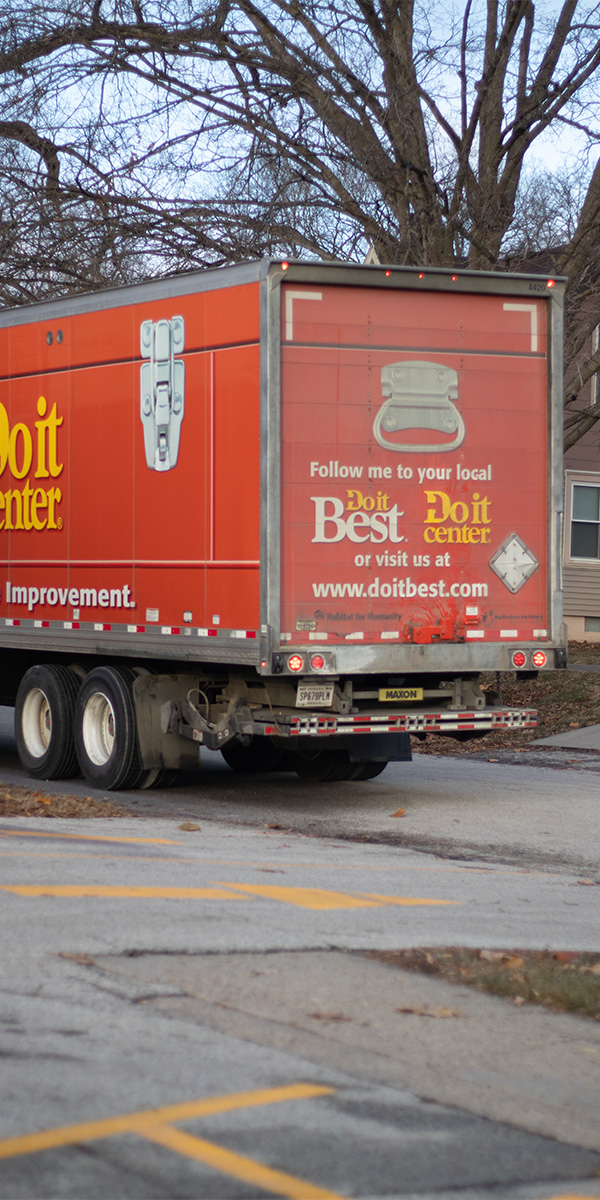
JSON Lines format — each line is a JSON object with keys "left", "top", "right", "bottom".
{"left": 140, "top": 316, "right": 185, "bottom": 471}
{"left": 374, "top": 361, "right": 465, "bottom": 453}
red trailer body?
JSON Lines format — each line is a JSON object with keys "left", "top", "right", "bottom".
{"left": 280, "top": 284, "right": 549, "bottom": 647}
{"left": 0, "top": 278, "right": 262, "bottom": 637}
{"left": 0, "top": 260, "right": 567, "bottom": 789}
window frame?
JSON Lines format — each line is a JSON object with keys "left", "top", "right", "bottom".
{"left": 564, "top": 470, "right": 600, "bottom": 565}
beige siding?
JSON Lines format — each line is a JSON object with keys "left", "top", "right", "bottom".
{"left": 565, "top": 432, "right": 600, "bottom": 473}
{"left": 563, "top": 563, "right": 600, "bottom": 617}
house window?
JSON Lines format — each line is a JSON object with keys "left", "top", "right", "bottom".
{"left": 570, "top": 483, "right": 600, "bottom": 559}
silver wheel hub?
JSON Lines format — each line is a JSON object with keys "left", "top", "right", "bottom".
{"left": 82, "top": 692, "right": 116, "bottom": 766}
{"left": 21, "top": 688, "right": 52, "bottom": 759}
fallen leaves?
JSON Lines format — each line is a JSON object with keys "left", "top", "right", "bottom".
{"left": 411, "top": 651, "right": 600, "bottom": 756}
{"left": 58, "top": 952, "right": 96, "bottom": 966}
{"left": 389, "top": 808, "right": 407, "bottom": 818}
{"left": 396, "top": 1004, "right": 465, "bottom": 1019}
{"left": 0, "top": 786, "right": 124, "bottom": 818}
{"left": 307, "top": 1011, "right": 352, "bottom": 1022}
{"left": 178, "top": 822, "right": 201, "bottom": 832}
{"left": 479, "top": 950, "right": 524, "bottom": 969}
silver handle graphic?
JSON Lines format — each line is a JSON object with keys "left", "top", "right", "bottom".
{"left": 140, "top": 316, "right": 185, "bottom": 472}
{"left": 374, "top": 361, "right": 465, "bottom": 453}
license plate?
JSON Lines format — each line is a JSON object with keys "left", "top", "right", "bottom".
{"left": 296, "top": 683, "right": 335, "bottom": 708}
{"left": 379, "top": 687, "right": 424, "bottom": 703}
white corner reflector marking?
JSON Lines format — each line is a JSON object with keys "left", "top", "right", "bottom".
{"left": 285, "top": 291, "right": 323, "bottom": 341}
{"left": 503, "top": 303, "right": 538, "bottom": 352}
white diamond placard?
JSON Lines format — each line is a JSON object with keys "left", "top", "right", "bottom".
{"left": 490, "top": 534, "right": 538, "bottom": 594}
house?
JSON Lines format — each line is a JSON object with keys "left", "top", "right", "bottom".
{"left": 562, "top": 313, "right": 600, "bottom": 640}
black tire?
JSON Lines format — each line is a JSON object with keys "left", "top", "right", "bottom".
{"left": 74, "top": 666, "right": 147, "bottom": 791}
{"left": 15, "top": 664, "right": 80, "bottom": 780}
{"left": 291, "top": 747, "right": 354, "bottom": 782}
{"left": 144, "top": 769, "right": 181, "bottom": 788}
{"left": 349, "top": 761, "right": 388, "bottom": 781}
{"left": 221, "top": 738, "right": 285, "bottom": 773}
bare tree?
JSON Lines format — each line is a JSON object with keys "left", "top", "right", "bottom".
{"left": 2, "top": 1, "right": 600, "bottom": 445}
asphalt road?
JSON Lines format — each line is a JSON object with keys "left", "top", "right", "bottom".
{"left": 0, "top": 705, "right": 598, "bottom": 877}
{"left": 1, "top": 708, "right": 599, "bottom": 1200}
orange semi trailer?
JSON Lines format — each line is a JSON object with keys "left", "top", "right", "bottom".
{"left": 0, "top": 259, "right": 567, "bottom": 787}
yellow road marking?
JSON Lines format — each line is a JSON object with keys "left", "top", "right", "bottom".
{"left": 0, "top": 852, "right": 199, "bottom": 862}
{"left": 145, "top": 1125, "right": 345, "bottom": 1199}
{"left": 359, "top": 892, "right": 457, "bottom": 907}
{"left": 0, "top": 1082, "right": 336, "bottom": 1164}
{"left": 0, "top": 885, "right": 243, "bottom": 899}
{"left": 216, "top": 882, "right": 458, "bottom": 909}
{"left": 0, "top": 882, "right": 458, "bottom": 908}
{"left": 0, "top": 828, "right": 181, "bottom": 845}
{"left": 216, "top": 883, "right": 383, "bottom": 909}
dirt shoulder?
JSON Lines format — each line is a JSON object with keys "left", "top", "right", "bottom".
{"left": 413, "top": 640, "right": 600, "bottom": 760}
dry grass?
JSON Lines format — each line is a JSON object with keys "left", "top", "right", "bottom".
{"left": 363, "top": 947, "right": 600, "bottom": 1020}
